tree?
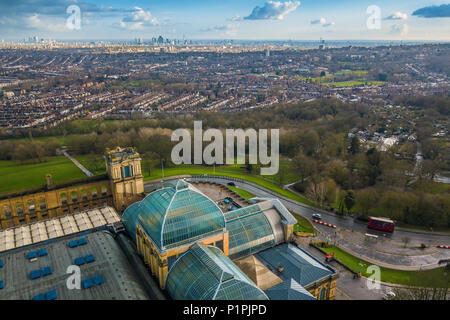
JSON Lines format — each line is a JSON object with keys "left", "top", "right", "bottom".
{"left": 141, "top": 152, "right": 160, "bottom": 177}
{"left": 306, "top": 179, "right": 328, "bottom": 208}
{"left": 356, "top": 188, "right": 378, "bottom": 218}
{"left": 344, "top": 191, "right": 356, "bottom": 214}
{"left": 292, "top": 153, "right": 316, "bottom": 182}
{"left": 349, "top": 136, "right": 360, "bottom": 155}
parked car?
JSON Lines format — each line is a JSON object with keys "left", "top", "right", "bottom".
{"left": 312, "top": 213, "right": 322, "bottom": 220}
{"left": 227, "top": 182, "right": 236, "bottom": 187}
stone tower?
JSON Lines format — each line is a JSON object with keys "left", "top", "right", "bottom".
{"left": 105, "top": 147, "right": 144, "bottom": 212}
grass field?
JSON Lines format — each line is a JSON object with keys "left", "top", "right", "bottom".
{"left": 292, "top": 213, "right": 315, "bottom": 234}
{"left": 76, "top": 155, "right": 107, "bottom": 176}
{"left": 318, "top": 244, "right": 449, "bottom": 288}
{"left": 0, "top": 157, "right": 86, "bottom": 194}
{"left": 227, "top": 186, "right": 255, "bottom": 200}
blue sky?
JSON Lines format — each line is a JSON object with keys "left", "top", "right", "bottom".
{"left": 0, "top": 0, "right": 449, "bottom": 41}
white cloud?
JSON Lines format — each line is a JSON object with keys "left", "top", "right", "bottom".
{"left": 390, "top": 24, "right": 409, "bottom": 36}
{"left": 311, "top": 17, "right": 326, "bottom": 25}
{"left": 323, "top": 22, "right": 335, "bottom": 27}
{"left": 385, "top": 12, "right": 408, "bottom": 20}
{"left": 120, "top": 6, "right": 159, "bottom": 30}
{"left": 201, "top": 24, "right": 239, "bottom": 36}
{"left": 244, "top": 1, "right": 301, "bottom": 20}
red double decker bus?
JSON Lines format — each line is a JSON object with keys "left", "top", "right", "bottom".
{"left": 368, "top": 217, "right": 395, "bottom": 233}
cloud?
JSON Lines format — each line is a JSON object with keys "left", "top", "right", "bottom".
{"left": 229, "top": 15, "right": 242, "bottom": 21}
{"left": 119, "top": 7, "right": 159, "bottom": 30}
{"left": 200, "top": 24, "right": 239, "bottom": 36}
{"left": 0, "top": 0, "right": 127, "bottom": 34}
{"left": 244, "top": 1, "right": 300, "bottom": 20}
{"left": 384, "top": 12, "right": 408, "bottom": 20}
{"left": 390, "top": 24, "right": 409, "bottom": 36}
{"left": 311, "top": 17, "right": 326, "bottom": 25}
{"left": 412, "top": 4, "right": 450, "bottom": 18}
{"left": 323, "top": 22, "right": 335, "bottom": 27}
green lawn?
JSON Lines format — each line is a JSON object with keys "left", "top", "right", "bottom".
{"left": 319, "top": 245, "right": 450, "bottom": 288}
{"left": 292, "top": 213, "right": 315, "bottom": 234}
{"left": 144, "top": 166, "right": 315, "bottom": 206}
{"left": 76, "top": 155, "right": 107, "bottom": 176}
{"left": 0, "top": 157, "right": 87, "bottom": 194}
{"left": 227, "top": 186, "right": 255, "bottom": 200}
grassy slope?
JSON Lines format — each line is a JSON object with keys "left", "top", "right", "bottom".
{"left": 0, "top": 157, "right": 86, "bottom": 194}
{"left": 227, "top": 186, "right": 255, "bottom": 200}
{"left": 319, "top": 245, "right": 449, "bottom": 288}
{"left": 292, "top": 213, "right": 315, "bottom": 234}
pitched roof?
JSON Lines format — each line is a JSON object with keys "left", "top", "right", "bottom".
{"left": 233, "top": 255, "right": 283, "bottom": 290}
{"left": 265, "top": 278, "right": 316, "bottom": 300}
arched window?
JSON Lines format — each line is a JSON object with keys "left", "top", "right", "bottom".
{"left": 3, "top": 205, "right": 12, "bottom": 218}
{"left": 91, "top": 187, "right": 98, "bottom": 198}
{"left": 39, "top": 198, "right": 46, "bottom": 211}
{"left": 27, "top": 200, "right": 36, "bottom": 213}
{"left": 16, "top": 202, "right": 24, "bottom": 216}
{"left": 60, "top": 193, "right": 68, "bottom": 205}
{"left": 319, "top": 287, "right": 326, "bottom": 300}
{"left": 81, "top": 189, "right": 88, "bottom": 201}
{"left": 71, "top": 191, "right": 78, "bottom": 203}
{"left": 101, "top": 185, "right": 107, "bottom": 197}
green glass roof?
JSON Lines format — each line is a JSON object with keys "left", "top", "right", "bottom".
{"left": 122, "top": 180, "right": 226, "bottom": 251}
{"left": 226, "top": 204, "right": 276, "bottom": 260}
{"left": 166, "top": 243, "right": 268, "bottom": 300}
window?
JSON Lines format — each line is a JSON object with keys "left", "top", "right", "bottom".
{"left": 60, "top": 193, "right": 68, "bottom": 205}
{"left": 3, "top": 205, "right": 12, "bottom": 218}
{"left": 16, "top": 202, "right": 24, "bottom": 216}
{"left": 39, "top": 198, "right": 46, "bottom": 211}
{"left": 101, "top": 185, "right": 107, "bottom": 197}
{"left": 71, "top": 191, "right": 78, "bottom": 203}
{"left": 28, "top": 200, "right": 36, "bottom": 214}
{"left": 123, "top": 166, "right": 131, "bottom": 178}
{"left": 319, "top": 287, "right": 326, "bottom": 300}
{"left": 81, "top": 189, "right": 88, "bottom": 201}
{"left": 91, "top": 187, "right": 98, "bottom": 199}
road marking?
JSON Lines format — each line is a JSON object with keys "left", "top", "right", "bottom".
{"left": 336, "top": 287, "right": 352, "bottom": 300}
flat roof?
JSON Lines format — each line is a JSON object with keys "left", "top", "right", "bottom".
{"left": 0, "top": 229, "right": 150, "bottom": 300}
{"left": 369, "top": 216, "right": 394, "bottom": 223}
{"left": 0, "top": 206, "right": 120, "bottom": 253}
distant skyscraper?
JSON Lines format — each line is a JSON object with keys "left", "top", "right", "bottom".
{"left": 157, "top": 36, "right": 164, "bottom": 44}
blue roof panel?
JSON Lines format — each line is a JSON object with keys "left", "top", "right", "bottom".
{"left": 255, "top": 244, "right": 336, "bottom": 287}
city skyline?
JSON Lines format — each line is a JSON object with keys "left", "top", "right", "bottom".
{"left": 0, "top": 0, "right": 449, "bottom": 41}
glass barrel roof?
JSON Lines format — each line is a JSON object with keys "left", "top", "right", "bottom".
{"left": 122, "top": 180, "right": 226, "bottom": 251}
{"left": 166, "top": 243, "right": 268, "bottom": 300}
{"left": 226, "top": 205, "right": 276, "bottom": 260}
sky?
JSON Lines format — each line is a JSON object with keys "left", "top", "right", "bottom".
{"left": 0, "top": 0, "right": 449, "bottom": 41}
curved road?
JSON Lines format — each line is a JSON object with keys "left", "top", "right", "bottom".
{"left": 144, "top": 175, "right": 450, "bottom": 270}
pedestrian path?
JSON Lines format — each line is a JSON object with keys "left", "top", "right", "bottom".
{"left": 62, "top": 150, "right": 94, "bottom": 177}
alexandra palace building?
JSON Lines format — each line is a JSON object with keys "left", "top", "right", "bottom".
{"left": 0, "top": 147, "right": 337, "bottom": 300}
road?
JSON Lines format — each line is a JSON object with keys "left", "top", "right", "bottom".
{"left": 144, "top": 175, "right": 450, "bottom": 270}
